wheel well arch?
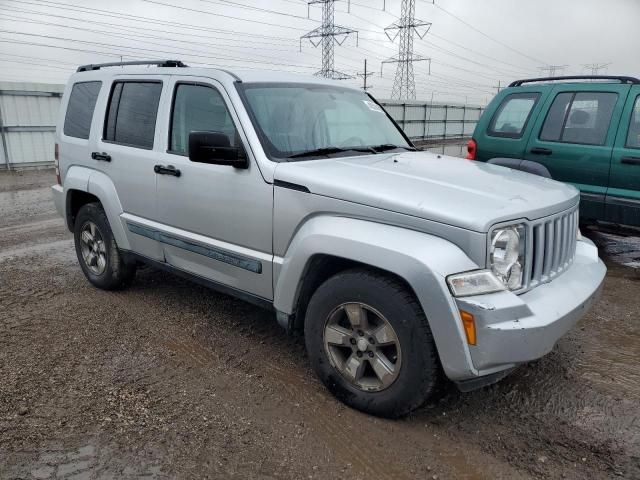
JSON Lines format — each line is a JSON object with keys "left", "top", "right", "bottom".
{"left": 65, "top": 189, "right": 101, "bottom": 231}
{"left": 291, "top": 254, "right": 418, "bottom": 332}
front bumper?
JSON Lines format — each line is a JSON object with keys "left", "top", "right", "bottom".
{"left": 454, "top": 237, "right": 605, "bottom": 380}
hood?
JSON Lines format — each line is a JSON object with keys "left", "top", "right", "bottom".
{"left": 273, "top": 151, "right": 579, "bottom": 232}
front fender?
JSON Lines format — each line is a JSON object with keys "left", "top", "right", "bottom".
{"left": 273, "top": 216, "right": 481, "bottom": 380}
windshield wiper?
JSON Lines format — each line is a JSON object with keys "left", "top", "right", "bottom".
{"left": 287, "top": 146, "right": 375, "bottom": 159}
{"left": 370, "top": 144, "right": 417, "bottom": 152}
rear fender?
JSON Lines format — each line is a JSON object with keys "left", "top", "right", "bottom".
{"left": 273, "top": 216, "right": 481, "bottom": 380}
{"left": 62, "top": 166, "right": 92, "bottom": 230}
{"left": 86, "top": 170, "right": 130, "bottom": 250}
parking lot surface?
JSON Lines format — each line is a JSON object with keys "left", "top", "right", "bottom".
{"left": 1, "top": 169, "right": 638, "bottom": 480}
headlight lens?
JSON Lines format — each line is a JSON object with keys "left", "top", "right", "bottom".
{"left": 490, "top": 224, "right": 526, "bottom": 290}
{"left": 447, "top": 270, "right": 506, "bottom": 297}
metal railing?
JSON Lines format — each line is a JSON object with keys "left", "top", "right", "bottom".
{"left": 380, "top": 101, "right": 483, "bottom": 141}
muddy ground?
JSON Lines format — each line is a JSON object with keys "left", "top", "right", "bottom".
{"left": 0, "top": 169, "right": 638, "bottom": 480}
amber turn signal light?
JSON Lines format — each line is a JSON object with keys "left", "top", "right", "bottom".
{"left": 459, "top": 310, "right": 477, "bottom": 345}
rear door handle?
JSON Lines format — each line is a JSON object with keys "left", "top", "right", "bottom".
{"left": 530, "top": 147, "right": 553, "bottom": 155}
{"left": 154, "top": 164, "right": 181, "bottom": 177}
{"left": 621, "top": 156, "right": 640, "bottom": 165}
{"left": 91, "top": 152, "right": 111, "bottom": 162}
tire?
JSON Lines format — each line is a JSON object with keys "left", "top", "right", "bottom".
{"left": 74, "top": 202, "right": 136, "bottom": 290}
{"left": 304, "top": 268, "right": 441, "bottom": 418}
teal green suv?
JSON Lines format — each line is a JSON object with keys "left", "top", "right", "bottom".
{"left": 468, "top": 75, "right": 640, "bottom": 227}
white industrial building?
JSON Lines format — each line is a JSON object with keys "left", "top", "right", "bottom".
{"left": 0, "top": 82, "right": 63, "bottom": 170}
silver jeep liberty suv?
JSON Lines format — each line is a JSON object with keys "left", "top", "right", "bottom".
{"left": 52, "top": 60, "right": 606, "bottom": 417}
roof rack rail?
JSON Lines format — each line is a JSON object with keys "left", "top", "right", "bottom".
{"left": 509, "top": 75, "right": 640, "bottom": 87}
{"left": 77, "top": 60, "right": 187, "bottom": 72}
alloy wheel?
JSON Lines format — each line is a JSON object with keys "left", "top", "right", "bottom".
{"left": 323, "top": 302, "right": 402, "bottom": 392}
{"left": 79, "top": 221, "right": 107, "bottom": 275}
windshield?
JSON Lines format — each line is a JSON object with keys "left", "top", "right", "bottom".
{"left": 237, "top": 83, "right": 411, "bottom": 161}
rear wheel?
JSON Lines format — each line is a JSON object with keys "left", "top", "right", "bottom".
{"left": 74, "top": 203, "right": 135, "bottom": 290}
{"left": 304, "top": 269, "right": 441, "bottom": 418}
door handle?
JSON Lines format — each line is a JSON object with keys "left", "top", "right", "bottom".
{"left": 91, "top": 152, "right": 111, "bottom": 162}
{"left": 530, "top": 147, "right": 553, "bottom": 155}
{"left": 621, "top": 156, "right": 640, "bottom": 166}
{"left": 154, "top": 164, "right": 181, "bottom": 177}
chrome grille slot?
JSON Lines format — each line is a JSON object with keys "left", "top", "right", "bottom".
{"left": 525, "top": 206, "right": 578, "bottom": 290}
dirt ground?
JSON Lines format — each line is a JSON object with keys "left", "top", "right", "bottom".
{"left": 0, "top": 169, "right": 638, "bottom": 480}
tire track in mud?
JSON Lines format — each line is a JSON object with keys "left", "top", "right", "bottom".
{"left": 0, "top": 249, "right": 521, "bottom": 479}
{"left": 44, "top": 267, "right": 407, "bottom": 479}
{"left": 112, "top": 276, "right": 497, "bottom": 480}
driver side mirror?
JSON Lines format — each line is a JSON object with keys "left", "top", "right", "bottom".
{"left": 188, "top": 131, "right": 248, "bottom": 169}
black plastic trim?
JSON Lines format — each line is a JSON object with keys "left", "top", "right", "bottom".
{"left": 455, "top": 368, "right": 516, "bottom": 392}
{"left": 273, "top": 179, "right": 310, "bottom": 193}
{"left": 121, "top": 251, "right": 273, "bottom": 311}
{"left": 126, "top": 222, "right": 263, "bottom": 274}
{"left": 606, "top": 195, "right": 640, "bottom": 207}
{"left": 77, "top": 60, "right": 187, "bottom": 72}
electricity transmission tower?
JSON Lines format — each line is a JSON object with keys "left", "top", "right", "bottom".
{"left": 301, "top": 0, "right": 358, "bottom": 80}
{"left": 582, "top": 63, "right": 611, "bottom": 75}
{"left": 382, "top": 0, "right": 431, "bottom": 100}
{"left": 357, "top": 59, "right": 374, "bottom": 90}
{"left": 539, "top": 65, "right": 568, "bottom": 77}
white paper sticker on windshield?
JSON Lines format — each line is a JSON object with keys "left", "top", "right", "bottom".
{"left": 363, "top": 100, "right": 384, "bottom": 113}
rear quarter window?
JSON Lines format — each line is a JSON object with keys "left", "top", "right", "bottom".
{"left": 63, "top": 81, "right": 102, "bottom": 139}
{"left": 487, "top": 92, "right": 540, "bottom": 139}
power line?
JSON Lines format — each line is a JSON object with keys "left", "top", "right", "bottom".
{"left": 428, "top": 31, "right": 536, "bottom": 74}
{"left": 0, "top": 38, "right": 329, "bottom": 77}
{"left": 0, "top": 6, "right": 297, "bottom": 47}
{"left": 432, "top": 2, "right": 548, "bottom": 66}
{"left": 5, "top": 0, "right": 298, "bottom": 42}
{"left": 0, "top": 30, "right": 324, "bottom": 70}
{"left": 138, "top": 0, "right": 311, "bottom": 32}
{"left": 2, "top": 13, "right": 307, "bottom": 62}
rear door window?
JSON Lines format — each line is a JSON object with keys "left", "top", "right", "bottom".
{"left": 540, "top": 91, "right": 618, "bottom": 145}
{"left": 488, "top": 92, "right": 540, "bottom": 138}
{"left": 63, "top": 81, "right": 101, "bottom": 139}
{"left": 104, "top": 81, "right": 162, "bottom": 149}
{"left": 626, "top": 95, "right": 640, "bottom": 149}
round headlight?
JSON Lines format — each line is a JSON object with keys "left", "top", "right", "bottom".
{"left": 490, "top": 226, "right": 525, "bottom": 290}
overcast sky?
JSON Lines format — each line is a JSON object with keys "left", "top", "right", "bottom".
{"left": 0, "top": 0, "right": 638, "bottom": 105}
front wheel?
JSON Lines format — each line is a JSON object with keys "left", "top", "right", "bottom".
{"left": 74, "top": 203, "right": 136, "bottom": 290}
{"left": 304, "top": 269, "right": 441, "bottom": 418}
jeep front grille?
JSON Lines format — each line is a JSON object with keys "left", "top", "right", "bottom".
{"left": 525, "top": 206, "right": 579, "bottom": 290}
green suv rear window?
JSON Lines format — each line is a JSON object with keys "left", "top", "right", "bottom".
{"left": 488, "top": 92, "right": 540, "bottom": 138}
